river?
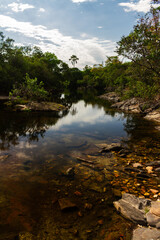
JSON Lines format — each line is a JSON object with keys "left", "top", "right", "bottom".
{"left": 0, "top": 94, "right": 159, "bottom": 239}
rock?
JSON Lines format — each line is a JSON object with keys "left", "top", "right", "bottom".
{"left": 133, "top": 163, "right": 143, "bottom": 168}
{"left": 100, "top": 143, "right": 122, "bottom": 152}
{"left": 99, "top": 92, "right": 120, "bottom": 103}
{"left": 132, "top": 227, "right": 160, "bottom": 240}
{"left": 150, "top": 201, "right": 160, "bottom": 217}
{"left": 145, "top": 110, "right": 160, "bottom": 123}
{"left": 66, "top": 167, "right": 75, "bottom": 179}
{"left": 137, "top": 173, "right": 150, "bottom": 179}
{"left": 146, "top": 166, "right": 153, "bottom": 174}
{"left": 112, "top": 188, "right": 122, "bottom": 198}
{"left": 125, "top": 167, "right": 140, "bottom": 173}
{"left": 58, "top": 198, "right": 77, "bottom": 211}
{"left": 150, "top": 189, "right": 159, "bottom": 194}
{"left": 84, "top": 203, "right": 93, "bottom": 210}
{"left": 113, "top": 199, "right": 147, "bottom": 225}
{"left": 112, "top": 98, "right": 142, "bottom": 113}
{"left": 146, "top": 212, "right": 160, "bottom": 227}
{"left": 155, "top": 167, "right": 160, "bottom": 172}
{"left": 146, "top": 161, "right": 160, "bottom": 167}
{"left": 15, "top": 101, "right": 65, "bottom": 112}
{"left": 122, "top": 193, "right": 151, "bottom": 210}
{"left": 156, "top": 222, "right": 160, "bottom": 229}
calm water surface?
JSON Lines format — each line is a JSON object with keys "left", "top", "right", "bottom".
{"left": 0, "top": 96, "right": 159, "bottom": 239}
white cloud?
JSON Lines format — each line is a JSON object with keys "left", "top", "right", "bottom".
{"left": 119, "top": 0, "right": 160, "bottom": 13}
{"left": 72, "top": 0, "right": 96, "bottom": 3}
{"left": 0, "top": 15, "right": 116, "bottom": 68}
{"left": 98, "top": 26, "right": 103, "bottom": 29}
{"left": 39, "top": 8, "right": 45, "bottom": 12}
{"left": 8, "top": 2, "right": 35, "bottom": 12}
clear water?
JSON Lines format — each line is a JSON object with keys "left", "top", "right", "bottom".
{"left": 0, "top": 96, "right": 159, "bottom": 239}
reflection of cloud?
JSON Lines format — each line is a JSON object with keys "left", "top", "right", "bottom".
{"left": 8, "top": 2, "right": 35, "bottom": 12}
{"left": 119, "top": 0, "right": 160, "bottom": 13}
{"left": 17, "top": 142, "right": 37, "bottom": 149}
{"left": 51, "top": 101, "right": 114, "bottom": 130}
{"left": 0, "top": 14, "right": 116, "bottom": 68}
{"left": 16, "top": 152, "right": 31, "bottom": 160}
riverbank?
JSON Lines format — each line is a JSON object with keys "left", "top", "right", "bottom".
{"left": 99, "top": 92, "right": 160, "bottom": 124}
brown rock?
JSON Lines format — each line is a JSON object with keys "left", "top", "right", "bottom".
{"left": 58, "top": 198, "right": 77, "bottom": 211}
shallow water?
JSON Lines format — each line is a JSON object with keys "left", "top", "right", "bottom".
{"left": 0, "top": 96, "right": 159, "bottom": 239}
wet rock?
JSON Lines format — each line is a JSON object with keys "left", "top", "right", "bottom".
{"left": 146, "top": 166, "right": 153, "bottom": 174}
{"left": 146, "top": 212, "right": 160, "bottom": 227}
{"left": 137, "top": 173, "right": 150, "bottom": 179}
{"left": 150, "top": 201, "right": 160, "bottom": 217}
{"left": 132, "top": 227, "right": 160, "bottom": 240}
{"left": 133, "top": 163, "right": 143, "bottom": 168}
{"left": 100, "top": 143, "right": 122, "bottom": 153}
{"left": 84, "top": 203, "right": 93, "bottom": 210}
{"left": 66, "top": 167, "right": 75, "bottom": 179}
{"left": 150, "top": 189, "right": 159, "bottom": 194}
{"left": 112, "top": 188, "right": 122, "bottom": 198}
{"left": 125, "top": 167, "right": 140, "bottom": 173}
{"left": 155, "top": 167, "right": 160, "bottom": 172}
{"left": 113, "top": 199, "right": 147, "bottom": 225}
{"left": 58, "top": 198, "right": 77, "bottom": 211}
{"left": 146, "top": 161, "right": 160, "bottom": 167}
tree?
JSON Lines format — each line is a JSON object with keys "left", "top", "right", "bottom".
{"left": 69, "top": 55, "right": 79, "bottom": 67}
{"left": 116, "top": 6, "right": 160, "bottom": 85}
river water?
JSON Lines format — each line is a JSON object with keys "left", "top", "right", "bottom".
{"left": 0, "top": 95, "right": 159, "bottom": 239}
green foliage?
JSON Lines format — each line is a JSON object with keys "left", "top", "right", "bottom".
{"left": 9, "top": 74, "right": 49, "bottom": 101}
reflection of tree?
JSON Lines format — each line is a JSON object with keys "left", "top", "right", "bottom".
{"left": 0, "top": 110, "right": 69, "bottom": 150}
{"left": 123, "top": 115, "right": 160, "bottom": 147}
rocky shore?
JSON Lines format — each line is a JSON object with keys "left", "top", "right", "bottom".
{"left": 114, "top": 193, "right": 160, "bottom": 240}
{"left": 99, "top": 92, "right": 160, "bottom": 123}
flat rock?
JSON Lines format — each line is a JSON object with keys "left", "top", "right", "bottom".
{"left": 15, "top": 101, "right": 65, "bottom": 112}
{"left": 150, "top": 201, "right": 160, "bottom": 217}
{"left": 146, "top": 212, "right": 160, "bottom": 227}
{"left": 132, "top": 227, "right": 160, "bottom": 240}
{"left": 113, "top": 199, "right": 147, "bottom": 225}
{"left": 58, "top": 198, "right": 77, "bottom": 211}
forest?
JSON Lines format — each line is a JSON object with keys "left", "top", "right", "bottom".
{"left": 0, "top": 5, "right": 159, "bottom": 101}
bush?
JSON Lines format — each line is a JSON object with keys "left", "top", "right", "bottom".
{"left": 9, "top": 73, "right": 49, "bottom": 101}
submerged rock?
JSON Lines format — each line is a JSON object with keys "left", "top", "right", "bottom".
{"left": 58, "top": 198, "right": 77, "bottom": 211}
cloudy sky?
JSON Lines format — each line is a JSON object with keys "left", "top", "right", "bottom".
{"left": 0, "top": 0, "right": 159, "bottom": 68}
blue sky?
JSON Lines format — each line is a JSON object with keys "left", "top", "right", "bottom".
{"left": 0, "top": 0, "right": 159, "bottom": 68}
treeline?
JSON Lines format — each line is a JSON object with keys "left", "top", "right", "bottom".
{"left": 0, "top": 5, "right": 159, "bottom": 100}
{"left": 0, "top": 33, "right": 82, "bottom": 98}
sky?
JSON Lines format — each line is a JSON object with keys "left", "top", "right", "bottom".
{"left": 0, "top": 0, "right": 159, "bottom": 68}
